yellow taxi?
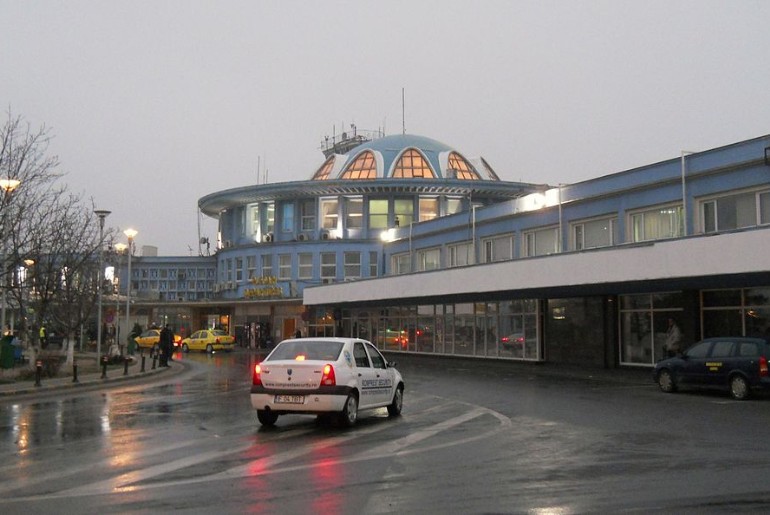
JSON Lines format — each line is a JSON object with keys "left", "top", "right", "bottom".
{"left": 181, "top": 329, "right": 236, "bottom": 353}
{"left": 134, "top": 329, "right": 182, "bottom": 351}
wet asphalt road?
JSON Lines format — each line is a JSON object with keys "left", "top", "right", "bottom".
{"left": 1, "top": 349, "right": 770, "bottom": 514}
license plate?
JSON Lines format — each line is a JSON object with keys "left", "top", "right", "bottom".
{"left": 274, "top": 395, "right": 305, "bottom": 404}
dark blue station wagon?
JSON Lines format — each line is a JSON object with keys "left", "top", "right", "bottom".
{"left": 653, "top": 337, "right": 770, "bottom": 400}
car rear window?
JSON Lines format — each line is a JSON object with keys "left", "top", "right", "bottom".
{"left": 267, "top": 340, "right": 344, "bottom": 361}
{"left": 737, "top": 342, "right": 760, "bottom": 357}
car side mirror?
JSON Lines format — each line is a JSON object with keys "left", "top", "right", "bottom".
{"left": 388, "top": 361, "right": 398, "bottom": 368}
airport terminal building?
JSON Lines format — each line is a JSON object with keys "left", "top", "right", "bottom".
{"left": 126, "top": 131, "right": 770, "bottom": 369}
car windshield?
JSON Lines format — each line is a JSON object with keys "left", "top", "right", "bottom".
{"left": 211, "top": 330, "right": 227, "bottom": 336}
{"left": 267, "top": 340, "right": 345, "bottom": 362}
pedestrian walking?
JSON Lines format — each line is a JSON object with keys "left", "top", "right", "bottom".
{"left": 159, "top": 325, "right": 172, "bottom": 367}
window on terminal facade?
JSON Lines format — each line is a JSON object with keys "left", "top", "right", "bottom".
{"left": 344, "top": 252, "right": 361, "bottom": 279}
{"left": 247, "top": 256, "right": 257, "bottom": 279}
{"left": 320, "top": 198, "right": 339, "bottom": 230}
{"left": 368, "top": 199, "right": 389, "bottom": 229}
{"left": 345, "top": 197, "right": 363, "bottom": 229}
{"left": 369, "top": 251, "right": 378, "bottom": 277}
{"left": 524, "top": 227, "right": 558, "bottom": 257}
{"left": 392, "top": 253, "right": 411, "bottom": 275}
{"left": 298, "top": 253, "right": 313, "bottom": 279}
{"left": 447, "top": 152, "right": 480, "bottom": 180}
{"left": 700, "top": 188, "right": 770, "bottom": 233}
{"left": 300, "top": 199, "right": 315, "bottom": 231}
{"left": 341, "top": 150, "right": 377, "bottom": 179}
{"left": 321, "top": 252, "right": 336, "bottom": 281}
{"left": 629, "top": 204, "right": 683, "bottom": 242}
{"left": 419, "top": 197, "right": 439, "bottom": 222}
{"left": 278, "top": 254, "right": 291, "bottom": 279}
{"left": 483, "top": 234, "right": 514, "bottom": 262}
{"left": 261, "top": 254, "right": 273, "bottom": 278}
{"left": 572, "top": 216, "right": 618, "bottom": 250}
{"left": 312, "top": 156, "right": 335, "bottom": 180}
{"left": 394, "top": 198, "right": 414, "bottom": 227}
{"left": 392, "top": 149, "right": 436, "bottom": 178}
{"left": 417, "top": 247, "right": 441, "bottom": 271}
{"left": 448, "top": 241, "right": 473, "bottom": 267}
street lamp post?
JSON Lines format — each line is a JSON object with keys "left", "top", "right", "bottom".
{"left": 124, "top": 228, "right": 137, "bottom": 355}
{"left": 94, "top": 210, "right": 111, "bottom": 363}
{"left": 0, "top": 178, "right": 21, "bottom": 334}
{"left": 113, "top": 243, "right": 127, "bottom": 351}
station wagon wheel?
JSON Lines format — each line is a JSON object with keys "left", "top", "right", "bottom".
{"left": 657, "top": 369, "right": 677, "bottom": 393}
{"left": 339, "top": 394, "right": 358, "bottom": 427}
{"left": 182, "top": 343, "right": 189, "bottom": 353}
{"left": 257, "top": 410, "right": 278, "bottom": 426}
{"left": 387, "top": 385, "right": 404, "bottom": 417}
{"left": 730, "top": 375, "right": 750, "bottom": 400}
{"left": 206, "top": 344, "right": 213, "bottom": 354}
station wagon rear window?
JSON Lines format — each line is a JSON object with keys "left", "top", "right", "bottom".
{"left": 268, "top": 340, "right": 345, "bottom": 361}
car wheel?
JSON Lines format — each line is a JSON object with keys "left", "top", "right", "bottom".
{"left": 730, "top": 375, "right": 750, "bottom": 400}
{"left": 182, "top": 343, "right": 189, "bottom": 353}
{"left": 206, "top": 344, "right": 213, "bottom": 354}
{"left": 657, "top": 369, "right": 677, "bottom": 393}
{"left": 387, "top": 385, "right": 404, "bottom": 417}
{"left": 339, "top": 394, "right": 358, "bottom": 427}
{"left": 257, "top": 410, "right": 278, "bottom": 426}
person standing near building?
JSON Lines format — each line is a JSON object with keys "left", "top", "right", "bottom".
{"left": 159, "top": 324, "right": 172, "bottom": 367}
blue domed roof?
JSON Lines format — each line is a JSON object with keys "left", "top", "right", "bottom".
{"left": 312, "top": 133, "right": 496, "bottom": 181}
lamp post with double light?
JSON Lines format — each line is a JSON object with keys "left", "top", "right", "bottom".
{"left": 94, "top": 210, "right": 111, "bottom": 363}
{"left": 0, "top": 178, "right": 21, "bottom": 334}
{"left": 124, "top": 228, "right": 137, "bottom": 355}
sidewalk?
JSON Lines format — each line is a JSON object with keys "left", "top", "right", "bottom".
{"left": 0, "top": 350, "right": 180, "bottom": 397}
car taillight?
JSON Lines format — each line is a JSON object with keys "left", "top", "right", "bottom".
{"left": 516, "top": 336, "right": 524, "bottom": 344}
{"left": 760, "top": 356, "right": 768, "bottom": 377}
{"left": 253, "top": 364, "right": 263, "bottom": 385}
{"left": 501, "top": 337, "right": 509, "bottom": 342}
{"left": 215, "top": 338, "right": 220, "bottom": 344}
{"left": 321, "top": 364, "right": 336, "bottom": 386}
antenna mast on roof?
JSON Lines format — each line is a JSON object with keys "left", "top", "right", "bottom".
{"left": 402, "top": 88, "right": 406, "bottom": 135}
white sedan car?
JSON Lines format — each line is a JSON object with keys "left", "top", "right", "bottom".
{"left": 250, "top": 337, "right": 404, "bottom": 427}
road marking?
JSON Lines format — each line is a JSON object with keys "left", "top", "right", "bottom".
{"left": 3, "top": 395, "right": 511, "bottom": 502}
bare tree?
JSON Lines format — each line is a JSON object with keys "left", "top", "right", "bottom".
{"left": 1, "top": 110, "right": 112, "bottom": 365}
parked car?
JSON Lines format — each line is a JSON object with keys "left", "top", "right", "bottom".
{"left": 181, "top": 329, "right": 235, "bottom": 353}
{"left": 251, "top": 337, "right": 404, "bottom": 427}
{"left": 653, "top": 337, "right": 770, "bottom": 400}
{"left": 134, "top": 329, "right": 182, "bottom": 351}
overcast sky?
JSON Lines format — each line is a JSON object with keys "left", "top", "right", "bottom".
{"left": 3, "top": 0, "right": 769, "bottom": 256}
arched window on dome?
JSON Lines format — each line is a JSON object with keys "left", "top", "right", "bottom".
{"left": 447, "top": 152, "right": 480, "bottom": 180}
{"left": 312, "top": 156, "right": 335, "bottom": 180}
{"left": 391, "top": 149, "right": 436, "bottom": 178}
{"left": 341, "top": 151, "right": 377, "bottom": 179}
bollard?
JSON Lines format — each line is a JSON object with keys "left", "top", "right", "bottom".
{"left": 152, "top": 353, "right": 157, "bottom": 370}
{"left": 141, "top": 354, "right": 146, "bottom": 373}
{"left": 101, "top": 356, "right": 108, "bottom": 379}
{"left": 72, "top": 358, "right": 79, "bottom": 383}
{"left": 123, "top": 357, "right": 129, "bottom": 376}
{"left": 35, "top": 359, "right": 42, "bottom": 387}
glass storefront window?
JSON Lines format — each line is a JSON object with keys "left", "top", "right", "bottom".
{"left": 619, "top": 293, "right": 683, "bottom": 365}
